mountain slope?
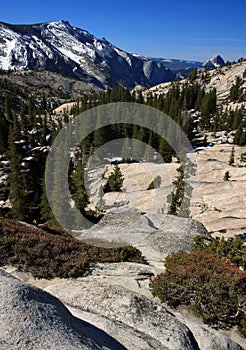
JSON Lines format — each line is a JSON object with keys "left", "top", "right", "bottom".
{"left": 140, "top": 59, "right": 246, "bottom": 109}
{"left": 0, "top": 20, "right": 176, "bottom": 89}
{"left": 139, "top": 55, "right": 225, "bottom": 78}
{"left": 150, "top": 57, "right": 203, "bottom": 71}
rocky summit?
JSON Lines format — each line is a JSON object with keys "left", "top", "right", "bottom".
{"left": 202, "top": 54, "right": 225, "bottom": 69}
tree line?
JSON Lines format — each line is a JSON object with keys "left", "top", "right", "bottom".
{"left": 0, "top": 78, "right": 245, "bottom": 224}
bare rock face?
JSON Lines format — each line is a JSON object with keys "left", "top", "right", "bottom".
{"left": 77, "top": 207, "right": 156, "bottom": 246}
{"left": 86, "top": 143, "right": 246, "bottom": 238}
{"left": 77, "top": 207, "right": 211, "bottom": 267}
{"left": 189, "top": 144, "right": 246, "bottom": 237}
{"left": 45, "top": 279, "right": 244, "bottom": 350}
{"left": 46, "top": 280, "right": 199, "bottom": 350}
{"left": 0, "top": 269, "right": 126, "bottom": 350}
{"left": 142, "top": 212, "right": 211, "bottom": 263}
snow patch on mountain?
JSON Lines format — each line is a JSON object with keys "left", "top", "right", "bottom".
{"left": 0, "top": 29, "right": 19, "bottom": 70}
{"left": 0, "top": 20, "right": 176, "bottom": 89}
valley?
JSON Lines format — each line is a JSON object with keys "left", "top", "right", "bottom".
{"left": 0, "top": 19, "right": 245, "bottom": 350}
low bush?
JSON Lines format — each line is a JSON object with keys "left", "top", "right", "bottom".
{"left": 150, "top": 250, "right": 246, "bottom": 335}
{"left": 193, "top": 235, "right": 246, "bottom": 269}
{"left": 0, "top": 218, "right": 146, "bottom": 279}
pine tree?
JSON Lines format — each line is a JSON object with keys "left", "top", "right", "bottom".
{"left": 158, "top": 137, "right": 173, "bottom": 163}
{"left": 200, "top": 88, "right": 217, "bottom": 129}
{"left": 0, "top": 109, "right": 8, "bottom": 153}
{"left": 20, "top": 102, "right": 28, "bottom": 133}
{"left": 46, "top": 131, "right": 75, "bottom": 229}
{"left": 144, "top": 142, "right": 155, "bottom": 162}
{"left": 70, "top": 159, "right": 89, "bottom": 214}
{"left": 8, "top": 128, "right": 26, "bottom": 220}
{"left": 93, "top": 108, "right": 113, "bottom": 150}
{"left": 229, "top": 146, "right": 235, "bottom": 165}
{"left": 40, "top": 173, "right": 55, "bottom": 223}
{"left": 4, "top": 96, "right": 13, "bottom": 122}
{"left": 223, "top": 171, "right": 231, "bottom": 181}
{"left": 147, "top": 175, "right": 162, "bottom": 190}
{"left": 181, "top": 111, "right": 194, "bottom": 140}
{"left": 97, "top": 185, "right": 106, "bottom": 210}
{"left": 167, "top": 156, "right": 195, "bottom": 217}
{"left": 167, "top": 165, "right": 185, "bottom": 215}
{"left": 12, "top": 113, "right": 21, "bottom": 141}
{"left": 230, "top": 76, "right": 243, "bottom": 101}
{"left": 232, "top": 108, "right": 243, "bottom": 130}
{"left": 136, "top": 91, "right": 144, "bottom": 104}
{"left": 189, "top": 68, "right": 197, "bottom": 81}
{"left": 234, "top": 124, "right": 246, "bottom": 146}
{"left": 104, "top": 164, "right": 124, "bottom": 192}
{"left": 121, "top": 137, "right": 132, "bottom": 161}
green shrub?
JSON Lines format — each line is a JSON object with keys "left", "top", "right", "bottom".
{"left": 223, "top": 171, "right": 231, "bottom": 181}
{"left": 193, "top": 236, "right": 246, "bottom": 270}
{"left": 150, "top": 250, "right": 246, "bottom": 335}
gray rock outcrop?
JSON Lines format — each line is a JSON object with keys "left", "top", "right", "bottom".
{"left": 45, "top": 279, "right": 244, "bottom": 350}
{"left": 0, "top": 269, "right": 126, "bottom": 350}
{"left": 174, "top": 314, "right": 244, "bottom": 350}
{"left": 77, "top": 207, "right": 211, "bottom": 267}
{"left": 141, "top": 212, "right": 211, "bottom": 264}
{"left": 46, "top": 280, "right": 199, "bottom": 350}
{"left": 78, "top": 206, "right": 155, "bottom": 243}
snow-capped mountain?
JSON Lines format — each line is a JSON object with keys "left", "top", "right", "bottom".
{"left": 202, "top": 55, "right": 225, "bottom": 69}
{"left": 0, "top": 20, "right": 176, "bottom": 89}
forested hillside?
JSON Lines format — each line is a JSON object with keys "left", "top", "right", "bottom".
{"left": 0, "top": 62, "right": 245, "bottom": 226}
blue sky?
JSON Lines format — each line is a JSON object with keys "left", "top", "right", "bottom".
{"left": 1, "top": 0, "right": 245, "bottom": 62}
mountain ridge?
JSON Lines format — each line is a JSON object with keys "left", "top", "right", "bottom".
{"left": 0, "top": 20, "right": 225, "bottom": 89}
{"left": 0, "top": 20, "right": 176, "bottom": 89}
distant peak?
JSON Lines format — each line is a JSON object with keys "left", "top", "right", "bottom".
{"left": 47, "top": 19, "right": 71, "bottom": 27}
{"left": 210, "top": 54, "right": 224, "bottom": 61}
{"left": 55, "top": 19, "right": 71, "bottom": 26}
{"left": 203, "top": 54, "right": 225, "bottom": 68}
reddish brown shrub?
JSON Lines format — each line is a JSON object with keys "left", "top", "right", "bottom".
{"left": 150, "top": 250, "right": 246, "bottom": 335}
{"left": 0, "top": 218, "right": 146, "bottom": 279}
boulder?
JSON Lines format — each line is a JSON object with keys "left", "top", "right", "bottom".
{"left": 77, "top": 207, "right": 211, "bottom": 267}
{"left": 175, "top": 314, "right": 244, "bottom": 350}
{"left": 0, "top": 269, "right": 126, "bottom": 350}
{"left": 142, "top": 212, "right": 211, "bottom": 262}
{"left": 77, "top": 207, "right": 156, "bottom": 246}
